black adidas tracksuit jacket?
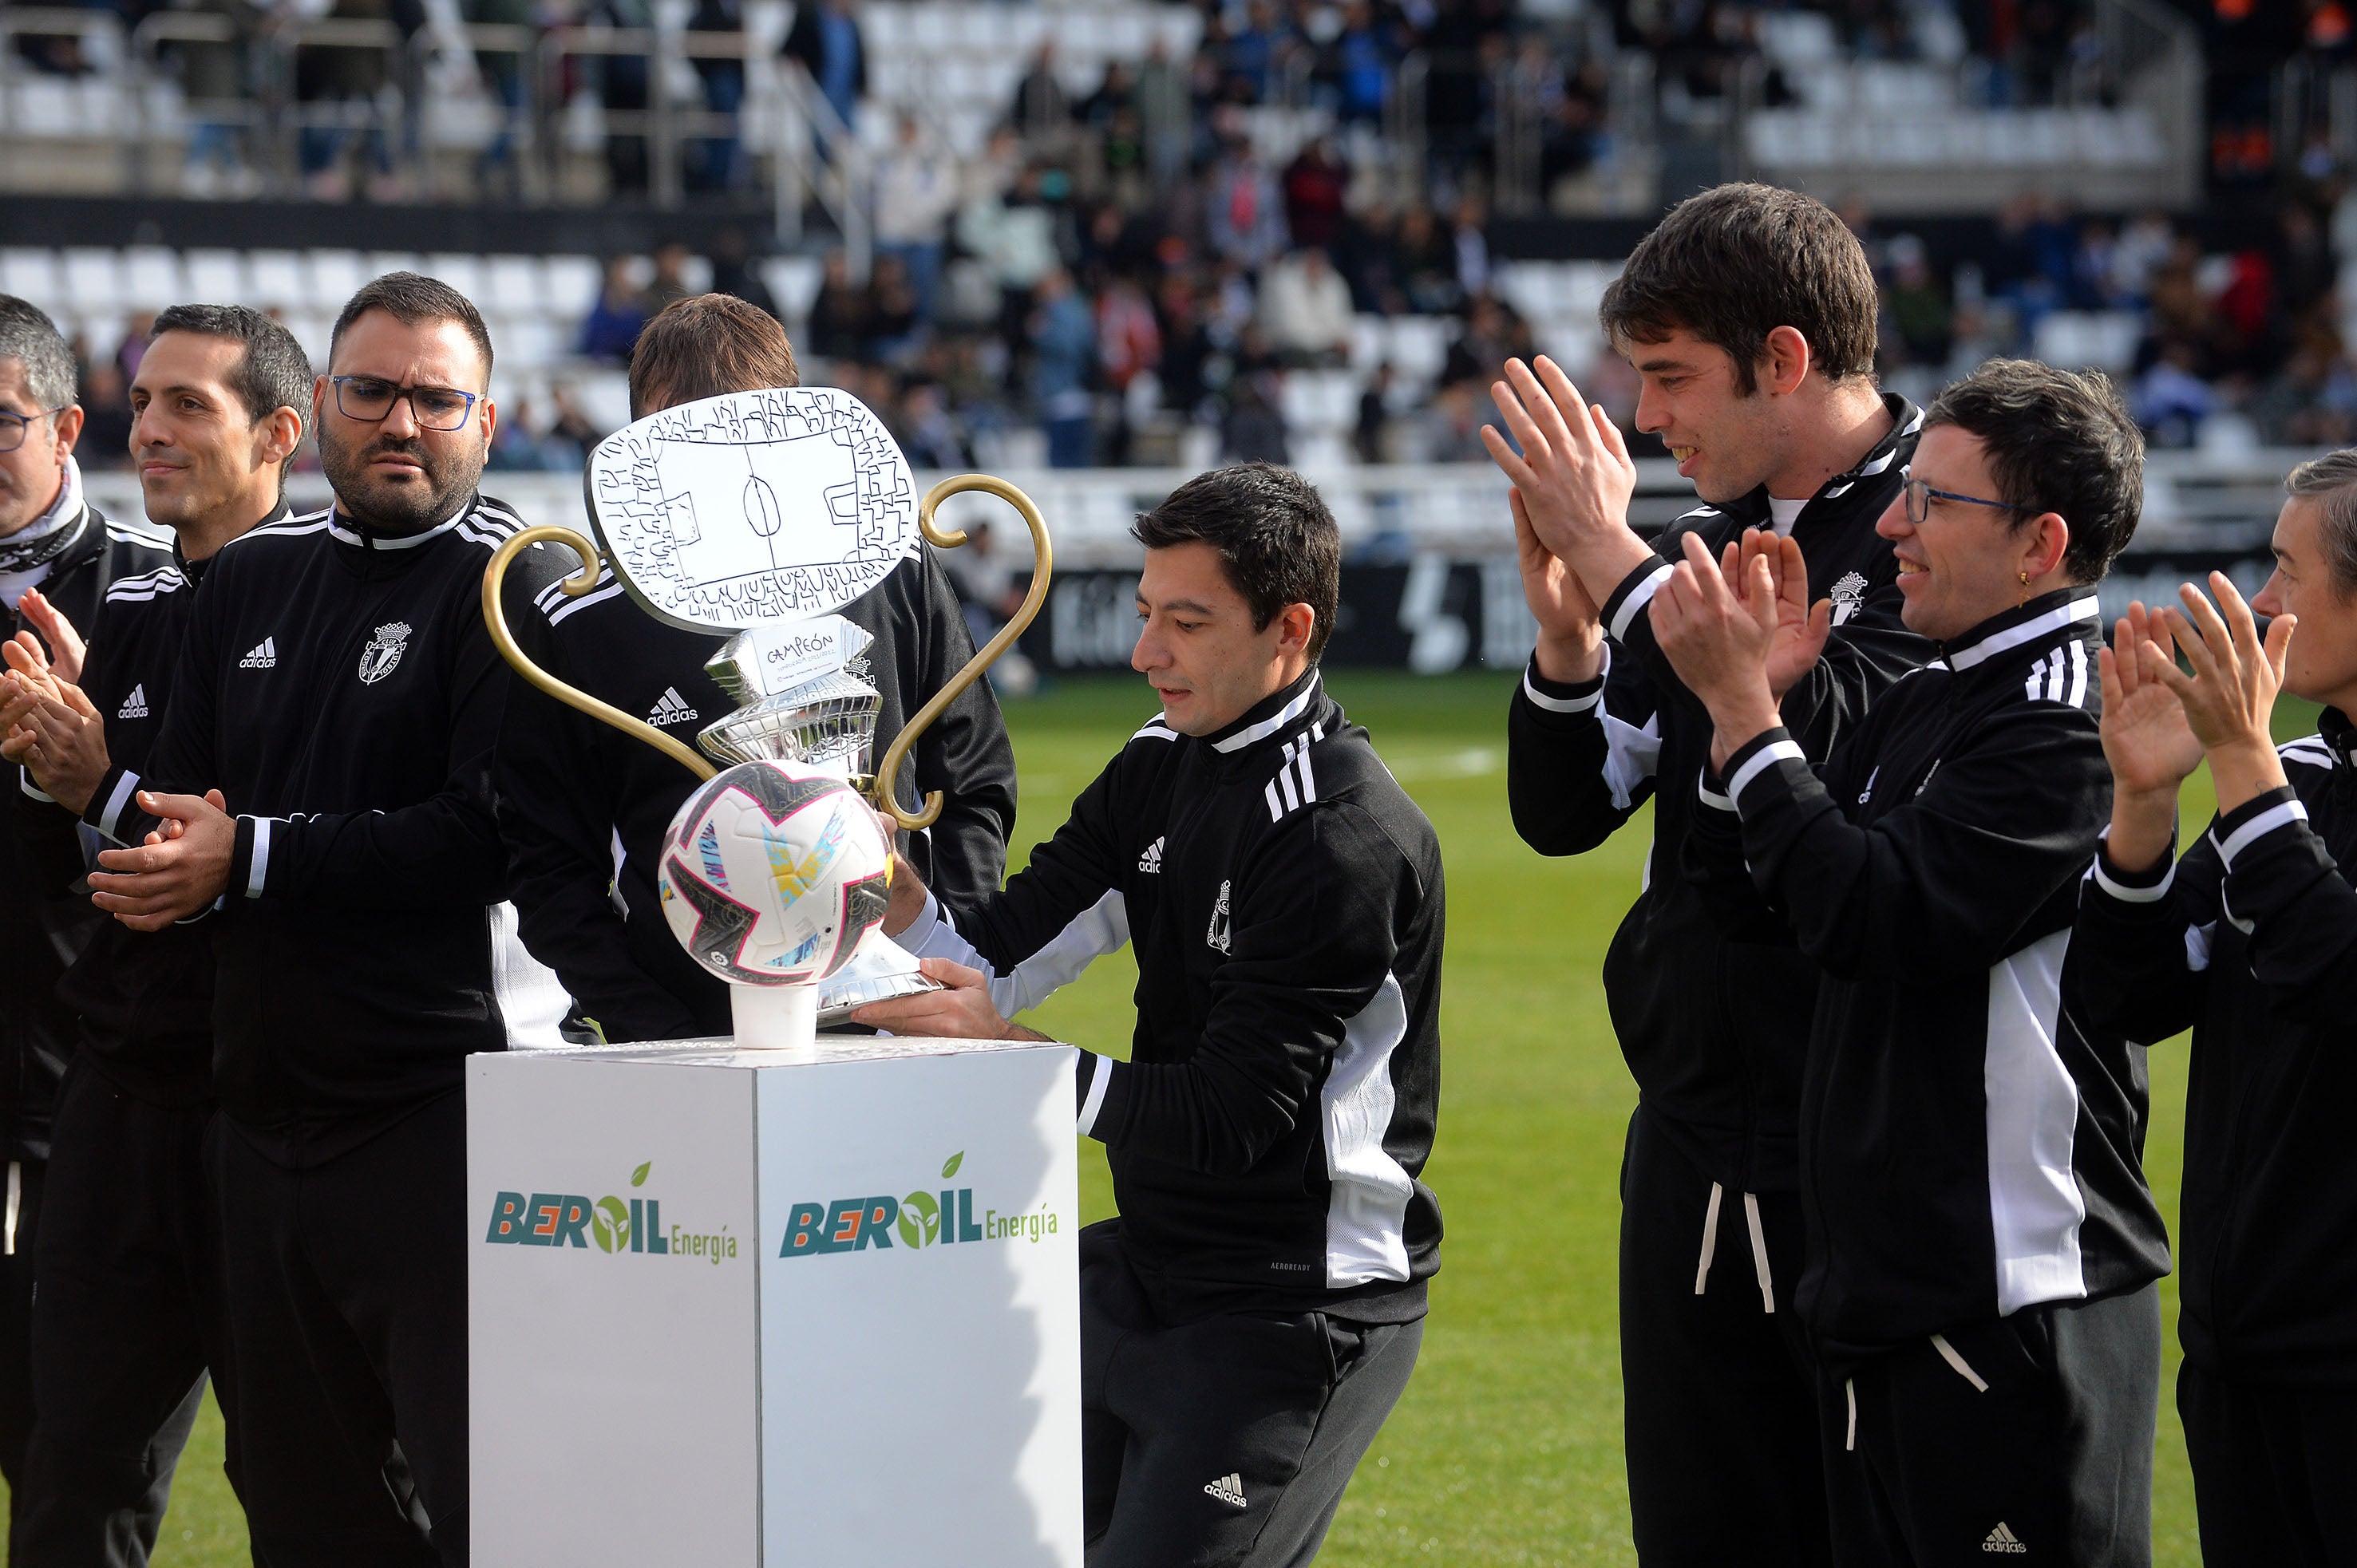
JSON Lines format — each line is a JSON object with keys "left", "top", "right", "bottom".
{"left": 130, "top": 496, "right": 574, "bottom": 1163}
{"left": 903, "top": 669, "right": 1445, "bottom": 1322}
{"left": 2, "top": 479, "right": 176, "bottom": 1162}
{"left": 15, "top": 519, "right": 286, "bottom": 1106}
{"left": 495, "top": 546, "right": 1017, "bottom": 1043}
{"left": 1507, "top": 394, "right": 1929, "bottom": 1195}
{"left": 2074, "top": 709, "right": 2357, "bottom": 1388}
{"left": 1687, "top": 591, "right": 2171, "bottom": 1363}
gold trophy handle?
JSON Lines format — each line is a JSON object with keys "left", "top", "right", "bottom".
{"left": 871, "top": 474, "right": 1054, "bottom": 832}
{"left": 482, "top": 526, "right": 718, "bottom": 783}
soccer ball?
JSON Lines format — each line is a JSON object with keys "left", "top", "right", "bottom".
{"left": 655, "top": 760, "right": 893, "bottom": 986}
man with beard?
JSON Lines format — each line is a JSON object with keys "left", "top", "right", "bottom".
{"left": 0, "top": 294, "right": 175, "bottom": 1529}
{"left": 85, "top": 273, "right": 571, "bottom": 1566}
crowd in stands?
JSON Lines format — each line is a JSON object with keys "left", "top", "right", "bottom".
{"left": 34, "top": 0, "right": 2357, "bottom": 465}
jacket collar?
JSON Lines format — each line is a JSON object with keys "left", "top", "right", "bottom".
{"left": 329, "top": 492, "right": 474, "bottom": 551}
{"left": 2319, "top": 705, "right": 2355, "bottom": 768}
{"left": 1716, "top": 393, "right": 1922, "bottom": 531}
{"left": 1203, "top": 666, "right": 1325, "bottom": 757}
{"left": 1938, "top": 588, "right": 2102, "bottom": 673}
{"left": 180, "top": 498, "right": 291, "bottom": 585}
{"left": 0, "top": 456, "right": 95, "bottom": 581}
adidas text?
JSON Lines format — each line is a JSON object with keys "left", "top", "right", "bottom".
{"left": 117, "top": 684, "right": 149, "bottom": 719}
{"left": 1138, "top": 836, "right": 1163, "bottom": 874}
{"left": 649, "top": 687, "right": 701, "bottom": 727}
{"left": 239, "top": 638, "right": 277, "bottom": 669}
{"left": 1983, "top": 1523, "right": 2027, "bottom": 1554}
{"left": 1203, "top": 1474, "right": 1246, "bottom": 1509}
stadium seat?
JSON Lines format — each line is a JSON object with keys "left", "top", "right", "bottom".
{"left": 121, "top": 247, "right": 186, "bottom": 312}
{"left": 246, "top": 251, "right": 307, "bottom": 310}
{"left": 182, "top": 250, "right": 250, "bottom": 306}
{"left": 310, "top": 249, "right": 369, "bottom": 303}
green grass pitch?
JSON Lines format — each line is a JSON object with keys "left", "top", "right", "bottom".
{"left": 8, "top": 668, "right": 2252, "bottom": 1564}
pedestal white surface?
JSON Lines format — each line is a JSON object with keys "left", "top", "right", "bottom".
{"left": 468, "top": 1034, "right": 1082, "bottom": 1567}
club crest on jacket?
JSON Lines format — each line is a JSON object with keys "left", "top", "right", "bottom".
{"left": 358, "top": 621, "right": 412, "bottom": 685}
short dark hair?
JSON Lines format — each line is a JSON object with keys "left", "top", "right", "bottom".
{"left": 2283, "top": 448, "right": 2357, "bottom": 596}
{"left": 329, "top": 271, "right": 493, "bottom": 383}
{"left": 1131, "top": 463, "right": 1340, "bottom": 661}
{"left": 1925, "top": 358, "right": 2144, "bottom": 585}
{"left": 0, "top": 294, "right": 77, "bottom": 412}
{"left": 150, "top": 303, "right": 316, "bottom": 446}
{"left": 1599, "top": 183, "right": 1879, "bottom": 393}
{"left": 628, "top": 294, "right": 801, "bottom": 418}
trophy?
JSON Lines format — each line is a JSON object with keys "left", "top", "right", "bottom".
{"left": 481, "top": 386, "right": 1050, "bottom": 1045}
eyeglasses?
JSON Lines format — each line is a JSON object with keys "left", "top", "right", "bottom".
{"left": 330, "top": 376, "right": 480, "bottom": 432}
{"left": 0, "top": 405, "right": 68, "bottom": 454}
{"left": 1902, "top": 476, "right": 2038, "bottom": 526}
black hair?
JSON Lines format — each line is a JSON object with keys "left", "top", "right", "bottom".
{"left": 1925, "top": 358, "right": 2145, "bottom": 585}
{"left": 150, "top": 302, "right": 316, "bottom": 445}
{"left": 329, "top": 271, "right": 494, "bottom": 384}
{"left": 1131, "top": 462, "right": 1341, "bottom": 660}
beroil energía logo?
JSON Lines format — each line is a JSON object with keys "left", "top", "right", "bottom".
{"left": 778, "top": 1151, "right": 1061, "bottom": 1262}
{"left": 482, "top": 1161, "right": 740, "bottom": 1266}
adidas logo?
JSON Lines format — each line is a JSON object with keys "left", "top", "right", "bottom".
{"left": 117, "top": 683, "right": 149, "bottom": 719}
{"left": 648, "top": 687, "right": 699, "bottom": 727}
{"left": 1138, "top": 836, "right": 1163, "bottom": 874}
{"left": 238, "top": 637, "right": 277, "bottom": 669}
{"left": 1202, "top": 1473, "right": 1246, "bottom": 1510}
{"left": 1983, "top": 1522, "right": 2027, "bottom": 1554}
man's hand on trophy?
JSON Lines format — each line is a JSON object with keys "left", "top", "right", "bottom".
{"left": 851, "top": 958, "right": 1050, "bottom": 1041}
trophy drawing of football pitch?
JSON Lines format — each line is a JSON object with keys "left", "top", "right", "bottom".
{"left": 481, "top": 385, "right": 1052, "bottom": 1049}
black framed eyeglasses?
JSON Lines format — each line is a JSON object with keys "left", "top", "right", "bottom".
{"left": 330, "top": 376, "right": 480, "bottom": 432}
{"left": 0, "top": 405, "right": 69, "bottom": 454}
{"left": 1902, "top": 476, "right": 2037, "bottom": 525}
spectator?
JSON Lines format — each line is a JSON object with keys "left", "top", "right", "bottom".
{"left": 1331, "top": 0, "right": 1394, "bottom": 124}
{"left": 805, "top": 251, "right": 872, "bottom": 362}
{"left": 707, "top": 228, "right": 781, "bottom": 321}
{"left": 1281, "top": 136, "right": 1350, "bottom": 254}
{"left": 646, "top": 242, "right": 694, "bottom": 318}
{"left": 581, "top": 0, "right": 653, "bottom": 193}
{"left": 1258, "top": 248, "right": 1354, "bottom": 366}
{"left": 1205, "top": 139, "right": 1289, "bottom": 269}
{"left": 1882, "top": 234, "right": 1956, "bottom": 366}
{"left": 1010, "top": 42, "right": 1075, "bottom": 146}
{"left": 74, "top": 360, "right": 132, "bottom": 473}
{"left": 292, "top": 0, "right": 397, "bottom": 200}
{"left": 1136, "top": 40, "right": 1192, "bottom": 188}
{"left": 465, "top": 0, "right": 536, "bottom": 199}
{"left": 1354, "top": 362, "right": 1395, "bottom": 463}
{"left": 2133, "top": 338, "right": 2215, "bottom": 448}
{"left": 781, "top": 0, "right": 865, "bottom": 140}
{"left": 866, "top": 255, "right": 923, "bottom": 364}
{"left": 180, "top": 0, "right": 263, "bottom": 198}
{"left": 686, "top": 0, "right": 748, "bottom": 193}
{"left": 898, "top": 379, "right": 973, "bottom": 470}
{"left": 580, "top": 257, "right": 649, "bottom": 363}
{"left": 1029, "top": 270, "right": 1097, "bottom": 468}
{"left": 1220, "top": 370, "right": 1290, "bottom": 463}
{"left": 875, "top": 113, "right": 959, "bottom": 326}
{"left": 1391, "top": 205, "right": 1459, "bottom": 314}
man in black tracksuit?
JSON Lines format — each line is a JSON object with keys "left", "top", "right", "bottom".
{"left": 1488, "top": 186, "right": 1928, "bottom": 1562}
{"left": 0, "top": 294, "right": 176, "bottom": 1523}
{"left": 2073, "top": 449, "right": 2357, "bottom": 1563}
{"left": 1659, "top": 360, "right": 2169, "bottom": 1565}
{"left": 1, "top": 307, "right": 311, "bottom": 1565}
{"left": 496, "top": 293, "right": 1015, "bottom": 1043}
{"left": 86, "top": 276, "right": 573, "bottom": 1566}
{"left": 858, "top": 465, "right": 1443, "bottom": 1567}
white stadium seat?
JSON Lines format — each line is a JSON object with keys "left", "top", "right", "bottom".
{"left": 2, "top": 249, "right": 63, "bottom": 306}
{"left": 182, "top": 250, "right": 250, "bottom": 306}
{"left": 246, "top": 250, "right": 308, "bottom": 310}
{"left": 61, "top": 249, "right": 126, "bottom": 314}
{"left": 121, "top": 247, "right": 186, "bottom": 311}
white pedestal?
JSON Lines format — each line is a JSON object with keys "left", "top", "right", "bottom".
{"left": 467, "top": 1036, "right": 1082, "bottom": 1567}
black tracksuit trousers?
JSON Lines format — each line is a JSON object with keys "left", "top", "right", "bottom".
{"left": 1078, "top": 1219, "right": 1423, "bottom": 1567}
{"left": 1619, "top": 1106, "right": 1827, "bottom": 1566}
{"left": 1820, "top": 1285, "right": 2160, "bottom": 1568}
{"left": 2180, "top": 1361, "right": 2357, "bottom": 1567}
{"left": 208, "top": 1092, "right": 468, "bottom": 1568}
{"left": 0, "top": 1152, "right": 45, "bottom": 1527}
{"left": 13, "top": 1060, "right": 220, "bottom": 1566}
